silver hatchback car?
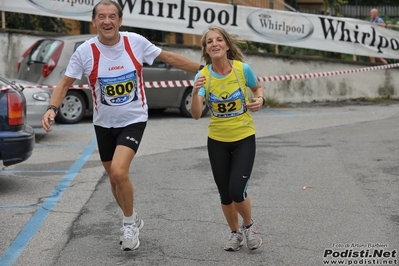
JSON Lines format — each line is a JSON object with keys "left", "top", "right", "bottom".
{"left": 16, "top": 34, "right": 208, "bottom": 123}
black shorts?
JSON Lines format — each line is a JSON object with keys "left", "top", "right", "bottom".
{"left": 94, "top": 122, "right": 147, "bottom": 162}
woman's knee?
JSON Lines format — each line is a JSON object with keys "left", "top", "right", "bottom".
{"left": 220, "top": 194, "right": 233, "bottom": 205}
{"left": 230, "top": 190, "right": 247, "bottom": 203}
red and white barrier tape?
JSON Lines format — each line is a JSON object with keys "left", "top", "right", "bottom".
{"left": 143, "top": 80, "right": 194, "bottom": 88}
{"left": 1, "top": 63, "right": 398, "bottom": 91}
{"left": 257, "top": 63, "right": 399, "bottom": 82}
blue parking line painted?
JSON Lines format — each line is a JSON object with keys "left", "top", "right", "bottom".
{"left": 0, "top": 137, "right": 97, "bottom": 266}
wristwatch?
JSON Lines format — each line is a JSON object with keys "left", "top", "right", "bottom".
{"left": 46, "top": 105, "right": 58, "bottom": 115}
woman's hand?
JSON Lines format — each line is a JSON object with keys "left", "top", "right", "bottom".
{"left": 246, "top": 96, "right": 264, "bottom": 112}
{"left": 192, "top": 76, "right": 206, "bottom": 95}
{"left": 191, "top": 76, "right": 206, "bottom": 120}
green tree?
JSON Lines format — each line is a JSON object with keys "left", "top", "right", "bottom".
{"left": 5, "top": 12, "right": 71, "bottom": 33}
{"left": 346, "top": 0, "right": 397, "bottom": 5}
{"left": 120, "top": 26, "right": 167, "bottom": 43}
{"left": 4, "top": 12, "right": 166, "bottom": 42}
{"left": 323, "top": 0, "right": 348, "bottom": 16}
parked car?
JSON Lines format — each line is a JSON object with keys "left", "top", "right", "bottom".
{"left": 0, "top": 79, "right": 35, "bottom": 166}
{"left": 16, "top": 34, "right": 208, "bottom": 124}
{"left": 1, "top": 77, "right": 51, "bottom": 128}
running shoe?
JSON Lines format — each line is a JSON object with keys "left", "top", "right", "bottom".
{"left": 223, "top": 230, "right": 244, "bottom": 251}
{"left": 134, "top": 212, "right": 144, "bottom": 230}
{"left": 120, "top": 223, "right": 139, "bottom": 251}
{"left": 119, "top": 213, "right": 144, "bottom": 245}
{"left": 243, "top": 221, "right": 262, "bottom": 250}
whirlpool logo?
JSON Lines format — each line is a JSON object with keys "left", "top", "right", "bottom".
{"left": 28, "top": 0, "right": 95, "bottom": 16}
{"left": 247, "top": 10, "right": 314, "bottom": 43}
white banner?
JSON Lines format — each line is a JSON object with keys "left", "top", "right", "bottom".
{"left": 1, "top": 0, "right": 398, "bottom": 59}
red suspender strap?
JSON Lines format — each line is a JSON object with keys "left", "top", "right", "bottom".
{"left": 123, "top": 36, "right": 146, "bottom": 108}
{"left": 89, "top": 43, "right": 100, "bottom": 113}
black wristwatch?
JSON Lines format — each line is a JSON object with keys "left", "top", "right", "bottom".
{"left": 47, "top": 105, "right": 58, "bottom": 115}
{"left": 198, "top": 64, "right": 204, "bottom": 71}
{"left": 257, "top": 96, "right": 266, "bottom": 106}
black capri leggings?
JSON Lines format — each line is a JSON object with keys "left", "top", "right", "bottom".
{"left": 207, "top": 135, "right": 256, "bottom": 205}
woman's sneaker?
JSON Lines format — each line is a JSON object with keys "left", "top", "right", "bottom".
{"left": 120, "top": 223, "right": 139, "bottom": 251}
{"left": 224, "top": 230, "right": 244, "bottom": 251}
{"left": 243, "top": 221, "right": 262, "bottom": 250}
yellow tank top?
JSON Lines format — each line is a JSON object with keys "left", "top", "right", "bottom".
{"left": 200, "top": 60, "right": 255, "bottom": 142}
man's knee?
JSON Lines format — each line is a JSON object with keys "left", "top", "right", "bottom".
{"left": 109, "top": 169, "right": 129, "bottom": 184}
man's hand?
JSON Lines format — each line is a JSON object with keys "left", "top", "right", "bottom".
{"left": 42, "top": 109, "right": 57, "bottom": 132}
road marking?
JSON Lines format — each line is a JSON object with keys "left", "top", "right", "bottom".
{"left": 0, "top": 137, "right": 97, "bottom": 266}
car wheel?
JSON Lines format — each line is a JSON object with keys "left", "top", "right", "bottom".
{"left": 56, "top": 90, "right": 86, "bottom": 124}
{"left": 180, "top": 88, "right": 209, "bottom": 118}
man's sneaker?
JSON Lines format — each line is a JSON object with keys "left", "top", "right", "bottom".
{"left": 134, "top": 212, "right": 144, "bottom": 230}
{"left": 119, "top": 213, "right": 144, "bottom": 245}
{"left": 223, "top": 230, "right": 244, "bottom": 251}
{"left": 120, "top": 223, "right": 139, "bottom": 251}
{"left": 243, "top": 221, "right": 262, "bottom": 250}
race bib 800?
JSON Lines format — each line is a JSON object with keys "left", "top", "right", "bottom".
{"left": 99, "top": 71, "right": 138, "bottom": 106}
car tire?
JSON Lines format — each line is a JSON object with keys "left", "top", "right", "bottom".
{"left": 56, "top": 90, "right": 86, "bottom": 124}
{"left": 180, "top": 88, "right": 209, "bottom": 118}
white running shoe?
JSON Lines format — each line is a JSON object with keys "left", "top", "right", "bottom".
{"left": 243, "top": 221, "right": 262, "bottom": 250}
{"left": 224, "top": 230, "right": 244, "bottom": 251}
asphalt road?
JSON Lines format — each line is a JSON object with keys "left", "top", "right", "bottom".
{"left": 1, "top": 104, "right": 398, "bottom": 266}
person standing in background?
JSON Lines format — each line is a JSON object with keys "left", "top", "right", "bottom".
{"left": 369, "top": 8, "right": 388, "bottom": 65}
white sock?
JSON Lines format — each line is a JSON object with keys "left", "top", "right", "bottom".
{"left": 123, "top": 214, "right": 134, "bottom": 225}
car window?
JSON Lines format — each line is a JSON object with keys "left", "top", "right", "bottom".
{"left": 29, "top": 40, "right": 63, "bottom": 63}
{"left": 74, "top": 41, "right": 86, "bottom": 52}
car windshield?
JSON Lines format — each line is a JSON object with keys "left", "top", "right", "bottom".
{"left": 29, "top": 40, "right": 62, "bottom": 63}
